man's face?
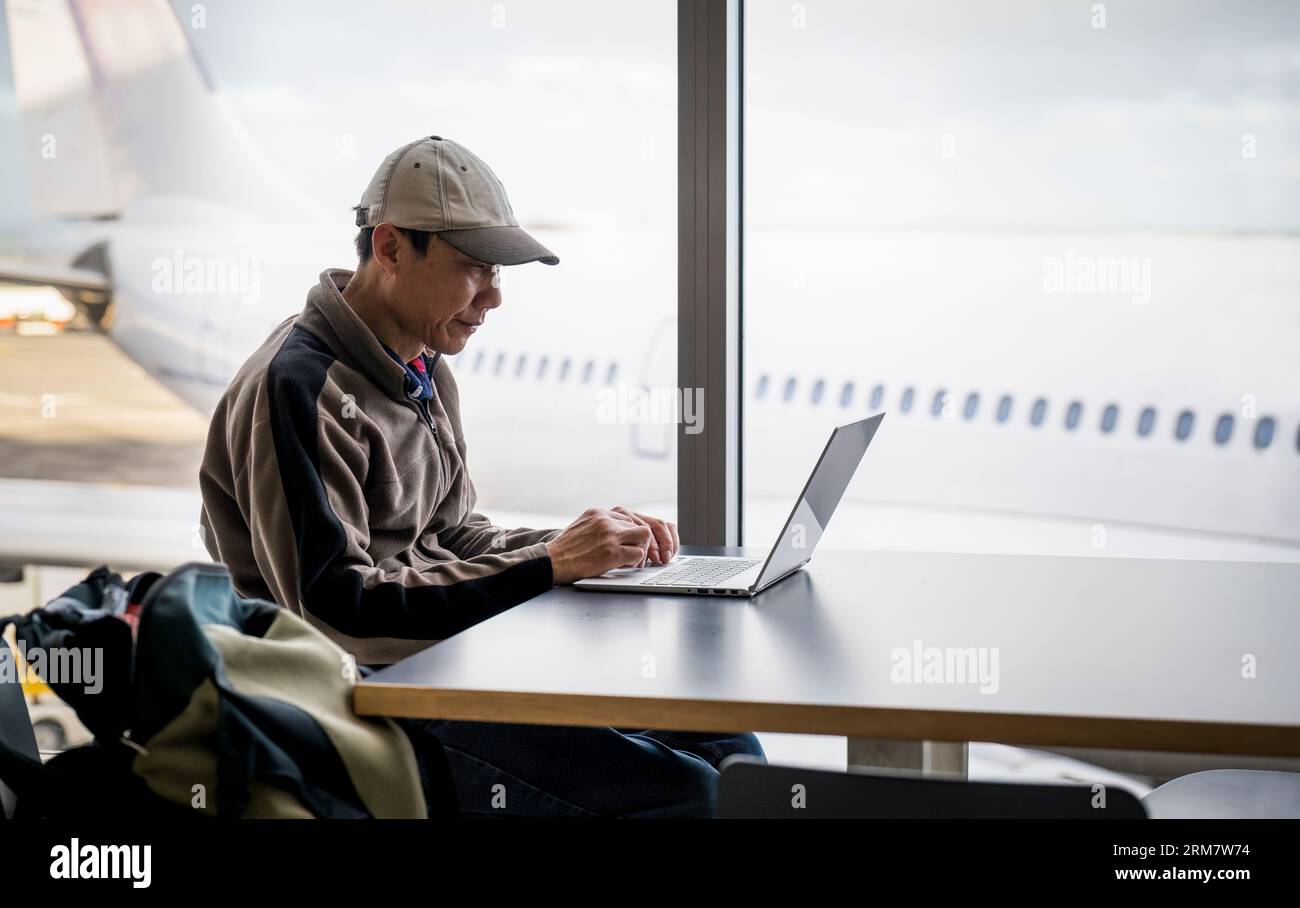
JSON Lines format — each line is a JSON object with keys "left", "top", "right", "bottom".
{"left": 388, "top": 232, "right": 502, "bottom": 355}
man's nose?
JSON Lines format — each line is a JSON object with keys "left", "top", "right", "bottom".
{"left": 476, "top": 283, "right": 503, "bottom": 311}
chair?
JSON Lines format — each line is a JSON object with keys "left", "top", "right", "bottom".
{"left": 0, "top": 636, "right": 42, "bottom": 819}
{"left": 1142, "top": 769, "right": 1300, "bottom": 819}
{"left": 717, "top": 756, "right": 1147, "bottom": 818}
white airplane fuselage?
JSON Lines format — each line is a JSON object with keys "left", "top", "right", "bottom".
{"left": 67, "top": 199, "right": 1300, "bottom": 564}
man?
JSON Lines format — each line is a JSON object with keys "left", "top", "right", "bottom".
{"left": 199, "top": 136, "right": 764, "bottom": 817}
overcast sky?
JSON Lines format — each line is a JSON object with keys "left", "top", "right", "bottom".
{"left": 2, "top": 0, "right": 1297, "bottom": 232}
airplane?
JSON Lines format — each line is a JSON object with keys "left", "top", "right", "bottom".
{"left": 0, "top": 0, "right": 1296, "bottom": 580}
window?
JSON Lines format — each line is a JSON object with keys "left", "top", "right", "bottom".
{"left": 756, "top": 374, "right": 770, "bottom": 399}
{"left": 12, "top": 0, "right": 679, "bottom": 749}
{"left": 810, "top": 378, "right": 825, "bottom": 405}
{"left": 1138, "top": 407, "right": 1156, "bottom": 438}
{"left": 1254, "top": 416, "right": 1275, "bottom": 450}
{"left": 1101, "top": 404, "right": 1119, "bottom": 434}
{"left": 741, "top": 0, "right": 1300, "bottom": 554}
{"left": 839, "top": 382, "right": 854, "bottom": 408}
{"left": 1065, "top": 402, "right": 1082, "bottom": 431}
{"left": 782, "top": 376, "right": 797, "bottom": 402}
{"left": 558, "top": 358, "right": 571, "bottom": 382}
{"left": 870, "top": 384, "right": 885, "bottom": 410}
{"left": 1214, "top": 414, "right": 1234, "bottom": 446}
{"left": 899, "top": 387, "right": 914, "bottom": 413}
{"left": 1030, "top": 399, "right": 1047, "bottom": 428}
{"left": 1175, "top": 411, "right": 1196, "bottom": 442}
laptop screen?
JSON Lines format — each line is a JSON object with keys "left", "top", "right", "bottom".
{"left": 753, "top": 414, "right": 884, "bottom": 589}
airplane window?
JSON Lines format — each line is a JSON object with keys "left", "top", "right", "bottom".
{"left": 1101, "top": 404, "right": 1118, "bottom": 434}
{"left": 839, "top": 382, "right": 854, "bottom": 408}
{"left": 930, "top": 389, "right": 947, "bottom": 418}
{"left": 756, "top": 374, "right": 769, "bottom": 399}
{"left": 1138, "top": 407, "right": 1156, "bottom": 437}
{"left": 474, "top": 350, "right": 485, "bottom": 372}
{"left": 996, "top": 395, "right": 1012, "bottom": 423}
{"left": 870, "top": 384, "right": 884, "bottom": 410}
{"left": 537, "top": 356, "right": 549, "bottom": 379}
{"left": 1214, "top": 413, "right": 1233, "bottom": 445}
{"left": 605, "top": 363, "right": 618, "bottom": 385}
{"left": 558, "top": 358, "right": 571, "bottom": 382}
{"left": 963, "top": 392, "right": 978, "bottom": 420}
{"left": 1030, "top": 398, "right": 1047, "bottom": 427}
{"left": 515, "top": 354, "right": 528, "bottom": 377}
{"left": 1175, "top": 410, "right": 1195, "bottom": 441}
{"left": 1254, "top": 416, "right": 1275, "bottom": 450}
{"left": 1065, "top": 401, "right": 1082, "bottom": 430}
{"left": 582, "top": 360, "right": 595, "bottom": 383}
{"left": 810, "top": 378, "right": 825, "bottom": 405}
{"left": 783, "top": 376, "right": 797, "bottom": 402}
{"left": 900, "top": 387, "right": 914, "bottom": 413}
{"left": 494, "top": 352, "right": 506, "bottom": 376}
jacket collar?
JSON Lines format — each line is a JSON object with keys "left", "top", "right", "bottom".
{"left": 305, "top": 268, "right": 425, "bottom": 402}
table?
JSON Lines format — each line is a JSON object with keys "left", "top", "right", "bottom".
{"left": 355, "top": 546, "right": 1300, "bottom": 777}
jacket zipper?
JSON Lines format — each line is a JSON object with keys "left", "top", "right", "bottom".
{"left": 412, "top": 397, "right": 437, "bottom": 438}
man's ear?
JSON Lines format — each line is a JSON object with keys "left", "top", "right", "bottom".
{"left": 370, "top": 223, "right": 402, "bottom": 276}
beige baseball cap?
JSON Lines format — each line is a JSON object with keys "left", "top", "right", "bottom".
{"left": 355, "top": 135, "right": 558, "bottom": 266}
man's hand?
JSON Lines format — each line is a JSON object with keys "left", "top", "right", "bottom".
{"left": 609, "top": 506, "right": 678, "bottom": 568}
{"left": 545, "top": 507, "right": 680, "bottom": 585}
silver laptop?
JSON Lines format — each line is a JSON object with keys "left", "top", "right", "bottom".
{"left": 575, "top": 414, "right": 884, "bottom": 597}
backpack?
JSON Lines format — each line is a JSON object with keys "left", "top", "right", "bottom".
{"left": 0, "top": 562, "right": 456, "bottom": 819}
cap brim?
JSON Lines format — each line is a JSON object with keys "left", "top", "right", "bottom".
{"left": 438, "top": 226, "right": 559, "bottom": 266}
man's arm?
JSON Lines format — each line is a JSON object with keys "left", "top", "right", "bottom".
{"left": 439, "top": 496, "right": 560, "bottom": 559}
{"left": 256, "top": 363, "right": 554, "bottom": 662}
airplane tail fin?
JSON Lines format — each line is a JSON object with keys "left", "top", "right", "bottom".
{"left": 5, "top": 0, "right": 315, "bottom": 219}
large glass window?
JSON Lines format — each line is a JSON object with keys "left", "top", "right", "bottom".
{"left": 1, "top": 0, "right": 677, "bottom": 756}
{"left": 742, "top": 0, "right": 1300, "bottom": 561}
{"left": 2, "top": 0, "right": 677, "bottom": 537}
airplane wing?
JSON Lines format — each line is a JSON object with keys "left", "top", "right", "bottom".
{"left": 0, "top": 259, "right": 109, "bottom": 294}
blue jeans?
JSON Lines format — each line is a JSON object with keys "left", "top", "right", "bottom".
{"left": 416, "top": 719, "right": 766, "bottom": 818}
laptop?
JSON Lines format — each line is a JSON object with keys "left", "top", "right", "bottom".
{"left": 575, "top": 413, "right": 884, "bottom": 597}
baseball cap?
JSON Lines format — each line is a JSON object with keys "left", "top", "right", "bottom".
{"left": 355, "top": 136, "right": 559, "bottom": 266}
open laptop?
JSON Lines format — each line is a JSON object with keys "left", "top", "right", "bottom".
{"left": 575, "top": 413, "right": 884, "bottom": 597}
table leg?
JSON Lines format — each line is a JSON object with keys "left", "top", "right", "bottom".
{"left": 847, "top": 738, "right": 969, "bottom": 779}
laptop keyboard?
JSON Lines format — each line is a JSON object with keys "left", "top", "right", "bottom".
{"left": 641, "top": 558, "right": 762, "bottom": 587}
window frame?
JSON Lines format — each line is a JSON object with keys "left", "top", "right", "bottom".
{"left": 677, "top": 0, "right": 742, "bottom": 546}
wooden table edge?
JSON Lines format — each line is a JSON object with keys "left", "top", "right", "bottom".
{"left": 353, "top": 684, "right": 1300, "bottom": 759}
